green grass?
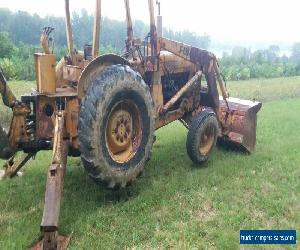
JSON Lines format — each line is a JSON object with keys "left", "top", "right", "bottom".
{"left": 227, "top": 76, "right": 300, "bottom": 102}
{"left": 0, "top": 77, "right": 300, "bottom": 249}
{"left": 0, "top": 81, "right": 34, "bottom": 128}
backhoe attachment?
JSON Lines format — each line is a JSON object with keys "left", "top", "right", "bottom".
{"left": 0, "top": 68, "right": 17, "bottom": 108}
{"left": 0, "top": 124, "right": 13, "bottom": 160}
{"left": 0, "top": 69, "right": 18, "bottom": 160}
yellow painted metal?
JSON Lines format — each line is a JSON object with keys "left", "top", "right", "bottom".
{"left": 64, "top": 0, "right": 73, "bottom": 54}
{"left": 199, "top": 126, "right": 215, "bottom": 155}
{"left": 107, "top": 109, "right": 133, "bottom": 152}
{"left": 106, "top": 101, "right": 142, "bottom": 164}
{"left": 0, "top": 71, "right": 17, "bottom": 108}
{"left": 34, "top": 53, "right": 56, "bottom": 94}
{"left": 63, "top": 65, "right": 82, "bottom": 82}
{"left": 92, "top": 0, "right": 101, "bottom": 58}
{"left": 8, "top": 104, "right": 31, "bottom": 149}
{"left": 77, "top": 54, "right": 130, "bottom": 99}
{"left": 151, "top": 71, "right": 164, "bottom": 110}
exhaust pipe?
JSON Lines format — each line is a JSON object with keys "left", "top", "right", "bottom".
{"left": 0, "top": 124, "right": 13, "bottom": 159}
{"left": 156, "top": 1, "right": 162, "bottom": 37}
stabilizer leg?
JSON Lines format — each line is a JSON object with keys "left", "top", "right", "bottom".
{"left": 31, "top": 111, "right": 70, "bottom": 250}
{"left": 1, "top": 153, "right": 33, "bottom": 179}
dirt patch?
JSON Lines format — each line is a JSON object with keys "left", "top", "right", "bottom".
{"left": 194, "top": 201, "right": 216, "bottom": 222}
{"left": 154, "top": 206, "right": 169, "bottom": 222}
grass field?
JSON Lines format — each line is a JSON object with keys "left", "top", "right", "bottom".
{"left": 0, "top": 77, "right": 299, "bottom": 249}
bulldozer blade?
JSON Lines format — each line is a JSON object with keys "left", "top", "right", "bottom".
{"left": 219, "top": 97, "right": 262, "bottom": 153}
{"left": 0, "top": 123, "right": 14, "bottom": 160}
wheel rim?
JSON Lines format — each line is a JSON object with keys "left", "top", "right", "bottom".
{"left": 106, "top": 100, "right": 142, "bottom": 163}
{"left": 199, "top": 123, "right": 215, "bottom": 155}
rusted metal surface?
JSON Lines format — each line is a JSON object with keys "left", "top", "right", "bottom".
{"left": 31, "top": 233, "right": 71, "bottom": 250}
{"left": 161, "top": 70, "right": 202, "bottom": 113}
{"left": 3, "top": 153, "right": 33, "bottom": 178}
{"left": 30, "top": 232, "right": 71, "bottom": 250}
{"left": 62, "top": 65, "right": 82, "bottom": 83}
{"left": 156, "top": 108, "right": 184, "bottom": 129}
{"left": 65, "top": 97, "right": 79, "bottom": 149}
{"left": 40, "top": 27, "right": 54, "bottom": 55}
{"left": 156, "top": 95, "right": 195, "bottom": 129}
{"left": 8, "top": 103, "right": 31, "bottom": 149}
{"left": 150, "top": 71, "right": 164, "bottom": 110}
{"left": 219, "top": 97, "right": 262, "bottom": 152}
{"left": 78, "top": 54, "right": 130, "bottom": 98}
{"left": 41, "top": 111, "right": 68, "bottom": 230}
{"left": 31, "top": 111, "right": 70, "bottom": 250}
{"left": 0, "top": 123, "right": 13, "bottom": 159}
{"left": 36, "top": 96, "right": 55, "bottom": 140}
{"left": 213, "top": 61, "right": 229, "bottom": 109}
{"left": 158, "top": 37, "right": 220, "bottom": 109}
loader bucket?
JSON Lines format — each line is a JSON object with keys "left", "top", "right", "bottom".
{"left": 0, "top": 123, "right": 13, "bottom": 159}
{"left": 219, "top": 97, "right": 262, "bottom": 153}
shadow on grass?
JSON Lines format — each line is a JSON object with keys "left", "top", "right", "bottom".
{"left": 217, "top": 138, "right": 250, "bottom": 155}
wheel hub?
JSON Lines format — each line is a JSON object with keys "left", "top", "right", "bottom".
{"left": 106, "top": 100, "right": 142, "bottom": 163}
{"left": 199, "top": 125, "right": 215, "bottom": 155}
{"left": 108, "top": 110, "right": 133, "bottom": 150}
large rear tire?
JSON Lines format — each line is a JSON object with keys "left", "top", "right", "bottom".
{"left": 186, "top": 111, "right": 219, "bottom": 164}
{"left": 78, "top": 65, "right": 155, "bottom": 189}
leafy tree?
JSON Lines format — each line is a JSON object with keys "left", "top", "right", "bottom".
{"left": 291, "top": 42, "right": 300, "bottom": 62}
{"left": 0, "top": 32, "right": 15, "bottom": 58}
{"left": 267, "top": 45, "right": 280, "bottom": 62}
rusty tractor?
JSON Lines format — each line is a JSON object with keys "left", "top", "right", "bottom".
{"left": 0, "top": 0, "right": 261, "bottom": 249}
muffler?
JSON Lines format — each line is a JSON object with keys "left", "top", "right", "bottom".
{"left": 219, "top": 97, "right": 262, "bottom": 153}
{"left": 0, "top": 123, "right": 14, "bottom": 159}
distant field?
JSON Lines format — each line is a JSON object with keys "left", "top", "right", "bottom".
{"left": 227, "top": 76, "right": 300, "bottom": 102}
{"left": 0, "top": 77, "right": 299, "bottom": 249}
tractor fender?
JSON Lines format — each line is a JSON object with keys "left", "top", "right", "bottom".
{"left": 78, "top": 54, "right": 131, "bottom": 99}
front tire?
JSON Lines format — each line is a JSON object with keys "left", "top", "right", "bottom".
{"left": 78, "top": 65, "right": 155, "bottom": 189}
{"left": 186, "top": 111, "right": 219, "bottom": 164}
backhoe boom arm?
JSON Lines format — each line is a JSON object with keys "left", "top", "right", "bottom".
{"left": 0, "top": 70, "right": 17, "bottom": 108}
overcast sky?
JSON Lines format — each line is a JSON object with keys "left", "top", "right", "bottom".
{"left": 1, "top": 0, "right": 299, "bottom": 44}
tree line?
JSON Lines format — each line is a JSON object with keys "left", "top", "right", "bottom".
{"left": 0, "top": 8, "right": 210, "bottom": 80}
{"left": 0, "top": 8, "right": 300, "bottom": 81}
{"left": 219, "top": 45, "right": 300, "bottom": 80}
